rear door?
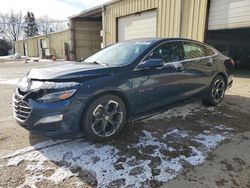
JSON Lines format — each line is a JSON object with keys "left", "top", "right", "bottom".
{"left": 180, "top": 41, "right": 216, "bottom": 95}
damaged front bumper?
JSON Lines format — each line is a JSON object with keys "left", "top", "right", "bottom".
{"left": 13, "top": 89, "right": 84, "bottom": 137}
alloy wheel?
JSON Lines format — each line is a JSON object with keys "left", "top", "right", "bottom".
{"left": 91, "top": 100, "right": 124, "bottom": 137}
{"left": 211, "top": 79, "right": 225, "bottom": 103}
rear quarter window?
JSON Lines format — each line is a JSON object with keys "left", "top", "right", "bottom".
{"left": 204, "top": 46, "right": 216, "bottom": 56}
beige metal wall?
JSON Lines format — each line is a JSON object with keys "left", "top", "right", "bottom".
{"left": 49, "top": 31, "right": 70, "bottom": 59}
{"left": 15, "top": 37, "right": 39, "bottom": 57}
{"left": 72, "top": 20, "right": 102, "bottom": 61}
{"left": 15, "top": 30, "right": 70, "bottom": 59}
{"left": 181, "top": 0, "right": 208, "bottom": 42}
{"left": 103, "top": 0, "right": 208, "bottom": 46}
{"left": 15, "top": 41, "right": 23, "bottom": 55}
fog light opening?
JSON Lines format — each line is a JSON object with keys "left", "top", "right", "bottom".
{"left": 34, "top": 114, "right": 63, "bottom": 126}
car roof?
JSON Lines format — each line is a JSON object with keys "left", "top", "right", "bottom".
{"left": 126, "top": 37, "right": 205, "bottom": 44}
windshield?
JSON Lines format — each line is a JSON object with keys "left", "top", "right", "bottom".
{"left": 84, "top": 41, "right": 153, "bottom": 66}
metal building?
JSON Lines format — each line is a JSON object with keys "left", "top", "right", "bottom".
{"left": 69, "top": 0, "right": 208, "bottom": 61}
{"left": 15, "top": 30, "right": 70, "bottom": 60}
{"left": 14, "top": 0, "right": 250, "bottom": 69}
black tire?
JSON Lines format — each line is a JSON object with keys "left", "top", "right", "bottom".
{"left": 81, "top": 94, "right": 127, "bottom": 141}
{"left": 203, "top": 75, "right": 226, "bottom": 106}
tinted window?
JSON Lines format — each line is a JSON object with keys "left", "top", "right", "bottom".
{"left": 146, "top": 42, "right": 183, "bottom": 63}
{"left": 183, "top": 42, "right": 206, "bottom": 59}
{"left": 204, "top": 46, "right": 216, "bottom": 56}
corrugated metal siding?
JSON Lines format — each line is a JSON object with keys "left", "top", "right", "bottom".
{"left": 74, "top": 20, "right": 102, "bottom": 61}
{"left": 14, "top": 30, "right": 70, "bottom": 59}
{"left": 15, "top": 38, "right": 38, "bottom": 57}
{"left": 104, "top": 0, "right": 208, "bottom": 45}
{"left": 181, "top": 0, "right": 208, "bottom": 42}
{"left": 209, "top": 0, "right": 250, "bottom": 30}
{"left": 15, "top": 41, "right": 24, "bottom": 55}
{"left": 26, "top": 38, "right": 39, "bottom": 56}
{"left": 49, "top": 31, "right": 70, "bottom": 59}
{"left": 157, "top": 0, "right": 182, "bottom": 37}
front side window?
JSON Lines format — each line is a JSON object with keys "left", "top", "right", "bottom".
{"left": 84, "top": 41, "right": 153, "bottom": 66}
{"left": 145, "top": 42, "right": 183, "bottom": 63}
{"left": 183, "top": 42, "right": 206, "bottom": 60}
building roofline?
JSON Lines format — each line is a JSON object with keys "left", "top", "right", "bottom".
{"left": 69, "top": 0, "right": 122, "bottom": 19}
{"left": 15, "top": 29, "right": 69, "bottom": 42}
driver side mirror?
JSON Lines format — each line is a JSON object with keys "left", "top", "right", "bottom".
{"left": 137, "top": 59, "right": 164, "bottom": 69}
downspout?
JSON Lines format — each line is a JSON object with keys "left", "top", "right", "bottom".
{"left": 69, "top": 18, "right": 76, "bottom": 61}
{"left": 102, "top": 5, "right": 106, "bottom": 48}
{"left": 204, "top": 0, "right": 211, "bottom": 42}
{"left": 73, "top": 20, "right": 77, "bottom": 60}
{"left": 179, "top": 0, "right": 183, "bottom": 38}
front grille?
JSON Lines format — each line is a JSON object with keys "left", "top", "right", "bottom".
{"left": 13, "top": 90, "right": 32, "bottom": 122}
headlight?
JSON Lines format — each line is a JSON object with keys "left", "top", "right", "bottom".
{"left": 30, "top": 81, "right": 79, "bottom": 90}
{"left": 36, "top": 89, "right": 77, "bottom": 103}
{"left": 18, "top": 77, "right": 79, "bottom": 93}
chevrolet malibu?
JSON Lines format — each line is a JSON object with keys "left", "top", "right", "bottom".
{"left": 13, "top": 38, "right": 234, "bottom": 141}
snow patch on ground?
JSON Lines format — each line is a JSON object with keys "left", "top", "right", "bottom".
{"left": 0, "top": 78, "right": 19, "bottom": 85}
{"left": 0, "top": 102, "right": 234, "bottom": 187}
{"left": 144, "top": 102, "right": 203, "bottom": 121}
{"left": 193, "top": 133, "right": 226, "bottom": 150}
{"left": 1, "top": 129, "right": 231, "bottom": 187}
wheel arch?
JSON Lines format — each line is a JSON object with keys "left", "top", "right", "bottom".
{"left": 80, "top": 90, "right": 131, "bottom": 128}
{"left": 214, "top": 72, "right": 228, "bottom": 86}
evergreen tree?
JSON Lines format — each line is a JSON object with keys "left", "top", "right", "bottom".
{"left": 23, "top": 12, "right": 38, "bottom": 38}
{"left": 0, "top": 38, "right": 12, "bottom": 56}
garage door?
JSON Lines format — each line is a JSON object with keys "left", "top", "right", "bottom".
{"left": 118, "top": 10, "right": 157, "bottom": 42}
{"left": 208, "top": 0, "right": 250, "bottom": 30}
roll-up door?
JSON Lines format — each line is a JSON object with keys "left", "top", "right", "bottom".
{"left": 118, "top": 10, "right": 157, "bottom": 42}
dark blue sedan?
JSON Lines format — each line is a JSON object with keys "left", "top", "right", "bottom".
{"left": 13, "top": 38, "right": 234, "bottom": 141}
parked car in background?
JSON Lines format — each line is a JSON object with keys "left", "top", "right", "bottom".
{"left": 13, "top": 38, "right": 234, "bottom": 141}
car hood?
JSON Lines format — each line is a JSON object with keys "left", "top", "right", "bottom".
{"left": 27, "top": 62, "right": 113, "bottom": 81}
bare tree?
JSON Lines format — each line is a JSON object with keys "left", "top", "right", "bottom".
{"left": 37, "top": 15, "right": 50, "bottom": 36}
{"left": 0, "top": 10, "right": 23, "bottom": 41}
{"left": 37, "top": 16, "right": 68, "bottom": 35}
{"left": 50, "top": 21, "right": 68, "bottom": 32}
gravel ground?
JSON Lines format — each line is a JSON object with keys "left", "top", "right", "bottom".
{"left": 0, "top": 60, "right": 249, "bottom": 188}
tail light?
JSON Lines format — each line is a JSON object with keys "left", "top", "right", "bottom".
{"left": 229, "top": 59, "right": 235, "bottom": 66}
{"left": 224, "top": 59, "right": 234, "bottom": 72}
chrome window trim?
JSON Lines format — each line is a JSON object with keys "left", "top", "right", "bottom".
{"left": 135, "top": 39, "right": 218, "bottom": 70}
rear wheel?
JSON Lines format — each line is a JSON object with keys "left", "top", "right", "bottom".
{"left": 82, "top": 94, "right": 126, "bottom": 141}
{"left": 203, "top": 75, "right": 226, "bottom": 106}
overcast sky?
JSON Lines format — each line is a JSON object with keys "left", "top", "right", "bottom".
{"left": 0, "top": 0, "right": 111, "bottom": 20}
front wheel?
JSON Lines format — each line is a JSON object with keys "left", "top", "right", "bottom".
{"left": 81, "top": 94, "right": 126, "bottom": 141}
{"left": 203, "top": 75, "right": 226, "bottom": 106}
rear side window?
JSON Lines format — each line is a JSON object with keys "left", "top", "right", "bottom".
{"left": 146, "top": 42, "right": 183, "bottom": 63}
{"left": 183, "top": 42, "right": 206, "bottom": 59}
{"left": 204, "top": 46, "right": 216, "bottom": 56}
